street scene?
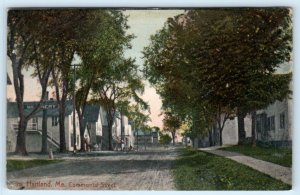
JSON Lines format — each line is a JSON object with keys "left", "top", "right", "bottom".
{"left": 6, "top": 8, "right": 292, "bottom": 190}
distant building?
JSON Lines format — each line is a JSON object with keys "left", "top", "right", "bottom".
{"left": 152, "top": 130, "right": 159, "bottom": 144}
{"left": 83, "top": 105, "right": 135, "bottom": 150}
{"left": 134, "top": 130, "right": 154, "bottom": 147}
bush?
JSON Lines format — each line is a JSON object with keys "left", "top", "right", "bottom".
{"left": 159, "top": 134, "right": 172, "bottom": 145}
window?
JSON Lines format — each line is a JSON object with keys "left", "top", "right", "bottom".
{"left": 77, "top": 135, "right": 80, "bottom": 145}
{"left": 52, "top": 116, "right": 58, "bottom": 126}
{"left": 280, "top": 112, "right": 286, "bottom": 129}
{"left": 12, "top": 124, "right": 19, "bottom": 131}
{"left": 270, "top": 116, "right": 275, "bottom": 131}
{"left": 256, "top": 118, "right": 261, "bottom": 133}
{"left": 267, "top": 116, "right": 275, "bottom": 131}
{"left": 71, "top": 133, "right": 74, "bottom": 146}
{"left": 31, "top": 117, "right": 38, "bottom": 130}
{"left": 32, "top": 117, "right": 38, "bottom": 124}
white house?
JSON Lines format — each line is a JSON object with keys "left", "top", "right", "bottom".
{"left": 7, "top": 99, "right": 139, "bottom": 153}
{"left": 193, "top": 96, "right": 292, "bottom": 148}
{"left": 7, "top": 100, "right": 81, "bottom": 153}
{"left": 120, "top": 115, "right": 133, "bottom": 148}
{"left": 83, "top": 105, "right": 103, "bottom": 148}
{"left": 98, "top": 107, "right": 134, "bottom": 150}
{"left": 256, "top": 98, "right": 292, "bottom": 146}
{"left": 219, "top": 96, "right": 292, "bottom": 147}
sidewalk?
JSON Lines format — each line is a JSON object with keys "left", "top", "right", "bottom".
{"left": 199, "top": 147, "right": 292, "bottom": 185}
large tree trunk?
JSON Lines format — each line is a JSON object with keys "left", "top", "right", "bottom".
{"left": 15, "top": 118, "right": 28, "bottom": 155}
{"left": 171, "top": 131, "right": 175, "bottom": 145}
{"left": 237, "top": 108, "right": 246, "bottom": 145}
{"left": 216, "top": 107, "right": 228, "bottom": 146}
{"left": 77, "top": 109, "right": 85, "bottom": 151}
{"left": 53, "top": 70, "right": 67, "bottom": 153}
{"left": 58, "top": 102, "right": 66, "bottom": 152}
{"left": 251, "top": 111, "right": 257, "bottom": 146}
{"left": 108, "top": 125, "right": 113, "bottom": 150}
{"left": 219, "top": 129, "right": 223, "bottom": 146}
{"left": 208, "top": 127, "right": 213, "bottom": 146}
{"left": 107, "top": 112, "right": 114, "bottom": 151}
{"left": 41, "top": 92, "right": 49, "bottom": 154}
{"left": 120, "top": 112, "right": 124, "bottom": 142}
{"left": 41, "top": 108, "right": 48, "bottom": 153}
{"left": 57, "top": 84, "right": 67, "bottom": 153}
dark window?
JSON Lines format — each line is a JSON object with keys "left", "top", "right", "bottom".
{"left": 52, "top": 116, "right": 58, "bottom": 126}
{"left": 32, "top": 117, "right": 38, "bottom": 123}
{"left": 267, "top": 117, "right": 271, "bottom": 131}
{"left": 256, "top": 118, "right": 261, "bottom": 133}
{"left": 280, "top": 112, "right": 286, "bottom": 129}
{"left": 267, "top": 116, "right": 275, "bottom": 131}
{"left": 32, "top": 117, "right": 38, "bottom": 130}
{"left": 270, "top": 116, "right": 275, "bottom": 131}
{"left": 71, "top": 133, "right": 74, "bottom": 146}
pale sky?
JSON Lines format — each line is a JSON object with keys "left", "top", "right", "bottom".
{"left": 6, "top": 9, "right": 185, "bottom": 129}
{"left": 123, "top": 10, "right": 184, "bottom": 128}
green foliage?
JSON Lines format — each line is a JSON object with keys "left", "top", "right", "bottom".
{"left": 143, "top": 8, "right": 292, "bottom": 141}
{"left": 7, "top": 159, "right": 63, "bottom": 172}
{"left": 220, "top": 144, "right": 292, "bottom": 167}
{"left": 159, "top": 134, "right": 172, "bottom": 145}
{"left": 163, "top": 111, "right": 181, "bottom": 134}
{"left": 172, "top": 148, "right": 291, "bottom": 190}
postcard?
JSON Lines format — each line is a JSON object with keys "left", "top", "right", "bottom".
{"left": 6, "top": 8, "right": 292, "bottom": 190}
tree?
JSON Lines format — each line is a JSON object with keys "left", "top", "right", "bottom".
{"left": 7, "top": 10, "right": 55, "bottom": 155}
{"left": 163, "top": 111, "right": 181, "bottom": 145}
{"left": 91, "top": 56, "right": 148, "bottom": 150}
{"left": 74, "top": 10, "right": 135, "bottom": 151}
{"left": 143, "top": 8, "right": 292, "bottom": 146}
{"left": 159, "top": 134, "right": 172, "bottom": 145}
{"left": 8, "top": 9, "right": 132, "bottom": 154}
{"left": 44, "top": 10, "right": 115, "bottom": 152}
{"left": 143, "top": 13, "right": 232, "bottom": 145}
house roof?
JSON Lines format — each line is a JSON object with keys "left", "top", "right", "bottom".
{"left": 84, "top": 105, "right": 101, "bottom": 123}
{"left": 7, "top": 100, "right": 73, "bottom": 118}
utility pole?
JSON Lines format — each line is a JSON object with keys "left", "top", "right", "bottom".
{"left": 72, "top": 61, "right": 81, "bottom": 153}
{"left": 136, "top": 128, "right": 138, "bottom": 151}
{"left": 73, "top": 63, "right": 77, "bottom": 152}
{"left": 120, "top": 111, "right": 124, "bottom": 151}
{"left": 144, "top": 133, "right": 146, "bottom": 151}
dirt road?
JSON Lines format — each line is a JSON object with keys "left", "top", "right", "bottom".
{"left": 7, "top": 146, "right": 178, "bottom": 190}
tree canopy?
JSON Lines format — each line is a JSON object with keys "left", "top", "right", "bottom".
{"left": 143, "top": 8, "right": 292, "bottom": 145}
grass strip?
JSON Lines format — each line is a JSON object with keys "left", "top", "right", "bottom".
{"left": 172, "top": 148, "right": 291, "bottom": 190}
{"left": 220, "top": 144, "right": 292, "bottom": 167}
{"left": 7, "top": 159, "right": 63, "bottom": 172}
